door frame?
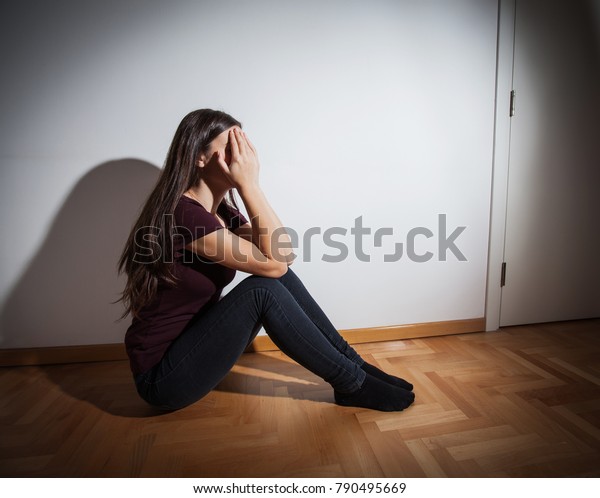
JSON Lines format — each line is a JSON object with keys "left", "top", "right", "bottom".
{"left": 485, "top": 0, "right": 516, "bottom": 331}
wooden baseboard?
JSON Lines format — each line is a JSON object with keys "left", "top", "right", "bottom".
{"left": 246, "top": 317, "right": 485, "bottom": 352}
{"left": 0, "top": 318, "right": 485, "bottom": 367}
{"left": 0, "top": 343, "right": 128, "bottom": 367}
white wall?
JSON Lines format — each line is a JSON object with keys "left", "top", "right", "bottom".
{"left": 0, "top": 0, "right": 499, "bottom": 349}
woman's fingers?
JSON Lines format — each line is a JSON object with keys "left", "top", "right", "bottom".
{"left": 215, "top": 151, "right": 230, "bottom": 173}
{"left": 224, "top": 128, "right": 259, "bottom": 190}
{"left": 229, "top": 127, "right": 258, "bottom": 169}
{"left": 241, "top": 130, "right": 257, "bottom": 155}
{"left": 234, "top": 128, "right": 247, "bottom": 156}
{"left": 229, "top": 128, "right": 240, "bottom": 159}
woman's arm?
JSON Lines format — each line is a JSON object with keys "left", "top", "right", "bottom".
{"left": 228, "top": 128, "right": 294, "bottom": 265}
{"left": 235, "top": 185, "right": 295, "bottom": 266}
{"left": 235, "top": 222, "right": 295, "bottom": 266}
{"left": 187, "top": 128, "right": 294, "bottom": 277}
{"left": 186, "top": 226, "right": 288, "bottom": 278}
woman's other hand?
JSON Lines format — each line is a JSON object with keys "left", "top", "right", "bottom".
{"left": 216, "top": 128, "right": 260, "bottom": 194}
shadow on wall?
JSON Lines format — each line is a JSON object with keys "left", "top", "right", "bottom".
{"left": 0, "top": 159, "right": 160, "bottom": 349}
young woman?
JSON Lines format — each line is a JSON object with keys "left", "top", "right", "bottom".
{"left": 118, "top": 109, "right": 415, "bottom": 412}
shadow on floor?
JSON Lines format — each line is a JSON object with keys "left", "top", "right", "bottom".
{"left": 41, "top": 352, "right": 331, "bottom": 418}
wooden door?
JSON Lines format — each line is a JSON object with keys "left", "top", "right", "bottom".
{"left": 500, "top": 0, "right": 600, "bottom": 326}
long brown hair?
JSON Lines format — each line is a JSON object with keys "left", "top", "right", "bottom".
{"left": 117, "top": 109, "right": 242, "bottom": 318}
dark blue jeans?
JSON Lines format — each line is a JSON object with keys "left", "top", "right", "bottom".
{"left": 134, "top": 268, "right": 367, "bottom": 410}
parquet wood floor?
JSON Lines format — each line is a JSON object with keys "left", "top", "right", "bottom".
{"left": 1, "top": 319, "right": 599, "bottom": 477}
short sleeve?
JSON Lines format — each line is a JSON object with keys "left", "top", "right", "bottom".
{"left": 217, "top": 201, "right": 249, "bottom": 232}
{"left": 174, "top": 197, "right": 224, "bottom": 246}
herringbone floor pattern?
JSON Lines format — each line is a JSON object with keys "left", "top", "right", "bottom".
{"left": 1, "top": 320, "right": 599, "bottom": 477}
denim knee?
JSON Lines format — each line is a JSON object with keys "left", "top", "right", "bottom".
{"left": 238, "top": 274, "right": 285, "bottom": 295}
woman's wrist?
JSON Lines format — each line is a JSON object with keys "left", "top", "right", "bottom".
{"left": 237, "top": 182, "right": 262, "bottom": 198}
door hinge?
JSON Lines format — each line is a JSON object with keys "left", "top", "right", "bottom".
{"left": 509, "top": 90, "right": 516, "bottom": 117}
{"left": 501, "top": 262, "right": 507, "bottom": 287}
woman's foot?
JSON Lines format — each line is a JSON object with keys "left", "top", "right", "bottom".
{"left": 361, "top": 361, "right": 414, "bottom": 391}
{"left": 334, "top": 373, "right": 415, "bottom": 412}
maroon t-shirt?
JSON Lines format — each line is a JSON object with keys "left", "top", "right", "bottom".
{"left": 124, "top": 196, "right": 249, "bottom": 375}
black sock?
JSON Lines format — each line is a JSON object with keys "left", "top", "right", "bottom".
{"left": 361, "top": 362, "right": 414, "bottom": 391}
{"left": 334, "top": 373, "right": 415, "bottom": 412}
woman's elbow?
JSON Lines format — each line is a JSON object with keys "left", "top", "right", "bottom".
{"left": 286, "top": 252, "right": 296, "bottom": 267}
{"left": 262, "top": 259, "right": 289, "bottom": 278}
{"left": 272, "top": 262, "right": 289, "bottom": 278}
{"left": 270, "top": 251, "right": 296, "bottom": 277}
